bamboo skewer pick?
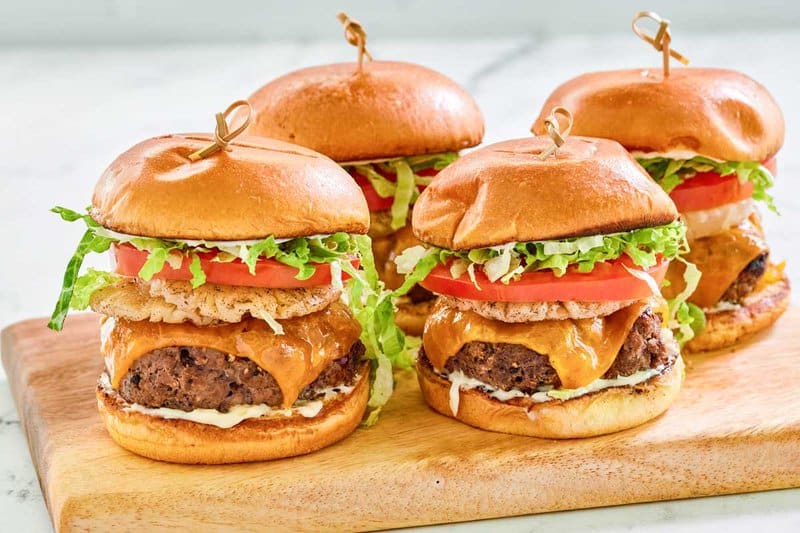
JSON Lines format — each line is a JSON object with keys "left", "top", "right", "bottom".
{"left": 535, "top": 106, "right": 573, "bottom": 160}
{"left": 632, "top": 11, "right": 690, "bottom": 78}
{"left": 187, "top": 100, "right": 253, "bottom": 162}
{"left": 337, "top": 11, "right": 373, "bottom": 72}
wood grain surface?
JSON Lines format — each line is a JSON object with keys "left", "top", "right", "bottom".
{"left": 2, "top": 311, "right": 800, "bottom": 532}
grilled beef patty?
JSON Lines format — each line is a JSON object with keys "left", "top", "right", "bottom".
{"left": 420, "top": 309, "right": 671, "bottom": 393}
{"left": 720, "top": 252, "right": 768, "bottom": 304}
{"left": 117, "top": 341, "right": 364, "bottom": 412}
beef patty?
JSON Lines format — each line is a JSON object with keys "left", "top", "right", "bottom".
{"left": 117, "top": 341, "right": 364, "bottom": 412}
{"left": 721, "top": 252, "right": 768, "bottom": 304}
{"left": 420, "top": 309, "right": 672, "bottom": 393}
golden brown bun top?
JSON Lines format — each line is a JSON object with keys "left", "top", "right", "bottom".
{"left": 412, "top": 136, "right": 678, "bottom": 250}
{"left": 243, "top": 61, "right": 485, "bottom": 162}
{"left": 534, "top": 68, "right": 784, "bottom": 161}
{"left": 91, "top": 134, "right": 369, "bottom": 240}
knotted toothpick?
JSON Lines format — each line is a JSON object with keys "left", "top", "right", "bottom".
{"left": 535, "top": 106, "right": 573, "bottom": 160}
{"left": 337, "top": 11, "right": 373, "bottom": 72}
{"left": 632, "top": 11, "right": 690, "bottom": 78}
{"left": 187, "top": 100, "right": 252, "bottom": 161}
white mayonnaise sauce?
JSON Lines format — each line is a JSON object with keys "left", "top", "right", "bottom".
{"left": 706, "top": 300, "right": 743, "bottom": 314}
{"left": 630, "top": 149, "right": 725, "bottom": 162}
{"left": 100, "top": 373, "right": 355, "bottom": 429}
{"left": 444, "top": 366, "right": 666, "bottom": 417}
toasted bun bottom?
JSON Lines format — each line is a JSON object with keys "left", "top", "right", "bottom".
{"left": 395, "top": 299, "right": 435, "bottom": 337}
{"left": 417, "top": 353, "right": 684, "bottom": 439}
{"left": 97, "top": 362, "right": 370, "bottom": 464}
{"left": 685, "top": 272, "right": 790, "bottom": 353}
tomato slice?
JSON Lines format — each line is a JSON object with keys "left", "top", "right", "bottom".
{"left": 349, "top": 166, "right": 438, "bottom": 212}
{"left": 111, "top": 243, "right": 354, "bottom": 288}
{"left": 352, "top": 172, "right": 394, "bottom": 211}
{"left": 668, "top": 157, "right": 776, "bottom": 212}
{"left": 763, "top": 156, "right": 777, "bottom": 176}
{"left": 420, "top": 256, "right": 669, "bottom": 303}
{"left": 669, "top": 172, "right": 754, "bottom": 212}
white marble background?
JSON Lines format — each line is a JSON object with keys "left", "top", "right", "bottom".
{"left": 1, "top": 30, "right": 799, "bottom": 531}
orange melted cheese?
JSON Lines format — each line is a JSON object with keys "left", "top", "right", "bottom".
{"left": 422, "top": 300, "right": 647, "bottom": 389}
{"left": 100, "top": 301, "right": 361, "bottom": 408}
{"left": 664, "top": 214, "right": 767, "bottom": 308}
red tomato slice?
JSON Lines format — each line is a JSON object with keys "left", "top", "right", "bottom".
{"left": 420, "top": 256, "right": 669, "bottom": 303}
{"left": 350, "top": 166, "right": 438, "bottom": 212}
{"left": 111, "top": 243, "right": 354, "bottom": 288}
{"left": 763, "top": 156, "right": 777, "bottom": 176}
{"left": 670, "top": 172, "right": 754, "bottom": 212}
{"left": 669, "top": 157, "right": 777, "bottom": 212}
{"left": 352, "top": 172, "right": 394, "bottom": 211}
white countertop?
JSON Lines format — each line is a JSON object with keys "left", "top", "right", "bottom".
{"left": 1, "top": 31, "right": 799, "bottom": 531}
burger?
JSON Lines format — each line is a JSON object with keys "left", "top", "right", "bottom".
{"left": 395, "top": 135, "right": 691, "bottom": 438}
{"left": 48, "top": 128, "right": 404, "bottom": 463}
{"left": 534, "top": 68, "right": 790, "bottom": 352}
{"left": 241, "top": 60, "right": 484, "bottom": 335}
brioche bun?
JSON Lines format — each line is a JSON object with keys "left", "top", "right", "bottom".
{"left": 412, "top": 136, "right": 678, "bottom": 249}
{"left": 417, "top": 349, "right": 684, "bottom": 439}
{"left": 686, "top": 269, "right": 790, "bottom": 353}
{"left": 243, "top": 61, "right": 484, "bottom": 162}
{"left": 534, "top": 68, "right": 784, "bottom": 161}
{"left": 97, "top": 362, "right": 369, "bottom": 464}
{"left": 91, "top": 134, "right": 369, "bottom": 240}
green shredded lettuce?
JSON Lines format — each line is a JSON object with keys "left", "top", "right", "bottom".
{"left": 388, "top": 160, "right": 416, "bottom": 231}
{"left": 69, "top": 269, "right": 121, "bottom": 311}
{"left": 637, "top": 156, "right": 778, "bottom": 213}
{"left": 667, "top": 259, "right": 705, "bottom": 344}
{"left": 48, "top": 207, "right": 115, "bottom": 330}
{"left": 346, "top": 152, "right": 458, "bottom": 230}
{"left": 188, "top": 253, "right": 206, "bottom": 288}
{"left": 394, "top": 220, "right": 704, "bottom": 345}
{"left": 340, "top": 235, "right": 417, "bottom": 425}
{"left": 137, "top": 247, "right": 172, "bottom": 281}
{"left": 395, "top": 221, "right": 688, "bottom": 282}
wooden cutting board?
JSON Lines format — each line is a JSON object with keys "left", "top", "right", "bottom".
{"left": 3, "top": 311, "right": 800, "bottom": 532}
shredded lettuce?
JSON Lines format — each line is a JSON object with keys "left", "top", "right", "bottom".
{"left": 388, "top": 160, "right": 416, "bottom": 231}
{"left": 393, "top": 247, "right": 445, "bottom": 296}
{"left": 188, "top": 254, "right": 206, "bottom": 288}
{"left": 340, "top": 235, "right": 417, "bottom": 425}
{"left": 667, "top": 259, "right": 705, "bottom": 344}
{"left": 138, "top": 247, "right": 173, "bottom": 281}
{"left": 395, "top": 221, "right": 688, "bottom": 282}
{"left": 346, "top": 152, "right": 457, "bottom": 230}
{"left": 69, "top": 269, "right": 121, "bottom": 311}
{"left": 48, "top": 207, "right": 115, "bottom": 330}
{"left": 637, "top": 156, "right": 778, "bottom": 214}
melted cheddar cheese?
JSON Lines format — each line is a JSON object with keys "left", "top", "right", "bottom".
{"left": 663, "top": 214, "right": 767, "bottom": 308}
{"left": 100, "top": 301, "right": 361, "bottom": 408}
{"left": 422, "top": 300, "right": 647, "bottom": 389}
